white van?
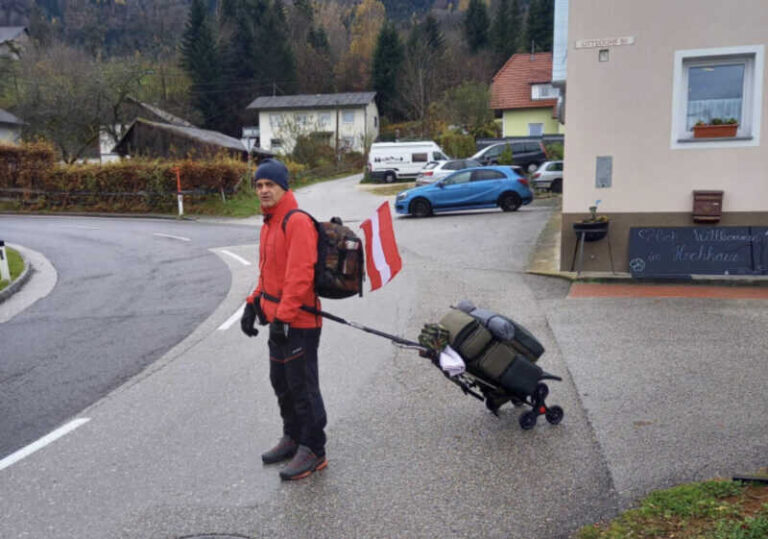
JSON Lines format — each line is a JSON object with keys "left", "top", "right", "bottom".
{"left": 367, "top": 141, "right": 450, "bottom": 183}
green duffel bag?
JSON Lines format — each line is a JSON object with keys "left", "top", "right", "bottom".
{"left": 439, "top": 309, "right": 493, "bottom": 363}
{"left": 474, "top": 341, "right": 517, "bottom": 379}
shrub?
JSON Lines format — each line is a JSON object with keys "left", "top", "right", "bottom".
{"left": 498, "top": 145, "right": 514, "bottom": 165}
{"left": 544, "top": 142, "right": 564, "bottom": 160}
{"left": 436, "top": 131, "right": 475, "bottom": 158}
{"left": 3, "top": 153, "right": 249, "bottom": 212}
{"left": 292, "top": 133, "right": 336, "bottom": 168}
{"left": 341, "top": 151, "right": 365, "bottom": 170}
{"left": 0, "top": 141, "right": 56, "bottom": 190}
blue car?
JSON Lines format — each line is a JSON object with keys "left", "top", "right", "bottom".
{"left": 394, "top": 166, "right": 534, "bottom": 217}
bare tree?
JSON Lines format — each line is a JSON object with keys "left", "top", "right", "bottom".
{"left": 9, "top": 42, "right": 146, "bottom": 163}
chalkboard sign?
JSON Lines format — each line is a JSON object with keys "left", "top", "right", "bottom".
{"left": 628, "top": 226, "right": 768, "bottom": 277}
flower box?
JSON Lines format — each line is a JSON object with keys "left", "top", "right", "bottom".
{"left": 692, "top": 123, "right": 739, "bottom": 139}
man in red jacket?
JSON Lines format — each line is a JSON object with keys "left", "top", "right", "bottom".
{"left": 240, "top": 158, "right": 327, "bottom": 481}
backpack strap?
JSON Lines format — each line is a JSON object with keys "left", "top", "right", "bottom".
{"left": 282, "top": 208, "right": 319, "bottom": 233}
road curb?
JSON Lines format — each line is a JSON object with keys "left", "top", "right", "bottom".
{"left": 0, "top": 249, "right": 32, "bottom": 304}
{"left": 0, "top": 210, "right": 196, "bottom": 220}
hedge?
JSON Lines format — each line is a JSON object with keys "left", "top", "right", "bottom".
{"left": 0, "top": 142, "right": 56, "bottom": 190}
{"left": 1, "top": 142, "right": 250, "bottom": 212}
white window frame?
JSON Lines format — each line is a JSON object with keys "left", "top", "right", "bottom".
{"left": 342, "top": 110, "right": 355, "bottom": 124}
{"left": 318, "top": 112, "right": 331, "bottom": 129}
{"left": 295, "top": 113, "right": 309, "bottom": 127}
{"left": 528, "top": 122, "right": 544, "bottom": 136}
{"left": 269, "top": 113, "right": 285, "bottom": 129}
{"left": 670, "top": 45, "right": 763, "bottom": 150}
{"left": 531, "top": 83, "right": 560, "bottom": 100}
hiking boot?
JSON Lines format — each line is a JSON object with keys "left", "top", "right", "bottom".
{"left": 279, "top": 445, "right": 328, "bottom": 481}
{"left": 261, "top": 436, "right": 297, "bottom": 464}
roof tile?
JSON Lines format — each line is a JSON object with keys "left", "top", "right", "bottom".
{"left": 490, "top": 52, "right": 557, "bottom": 111}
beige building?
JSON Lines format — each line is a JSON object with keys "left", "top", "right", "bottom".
{"left": 560, "top": 0, "right": 768, "bottom": 273}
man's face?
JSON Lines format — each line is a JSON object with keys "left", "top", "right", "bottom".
{"left": 255, "top": 178, "right": 286, "bottom": 209}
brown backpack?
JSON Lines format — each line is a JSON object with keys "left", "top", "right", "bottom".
{"left": 282, "top": 210, "right": 365, "bottom": 299}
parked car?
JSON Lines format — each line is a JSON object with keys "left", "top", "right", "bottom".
{"left": 531, "top": 160, "right": 564, "bottom": 193}
{"left": 470, "top": 140, "right": 547, "bottom": 172}
{"left": 415, "top": 158, "right": 482, "bottom": 185}
{"left": 394, "top": 166, "right": 534, "bottom": 217}
{"left": 367, "top": 141, "right": 450, "bottom": 183}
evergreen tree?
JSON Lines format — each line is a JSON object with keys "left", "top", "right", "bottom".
{"left": 218, "top": 0, "right": 258, "bottom": 135}
{"left": 399, "top": 15, "right": 444, "bottom": 123}
{"left": 463, "top": 0, "right": 490, "bottom": 54}
{"left": 423, "top": 14, "right": 445, "bottom": 53}
{"left": 372, "top": 22, "right": 404, "bottom": 120}
{"left": 252, "top": 0, "right": 297, "bottom": 95}
{"left": 308, "top": 26, "right": 330, "bottom": 53}
{"left": 491, "top": 0, "right": 523, "bottom": 65}
{"left": 524, "top": 0, "right": 554, "bottom": 52}
{"left": 180, "top": 0, "right": 222, "bottom": 129}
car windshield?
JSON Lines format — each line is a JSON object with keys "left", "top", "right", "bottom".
{"left": 423, "top": 162, "right": 439, "bottom": 170}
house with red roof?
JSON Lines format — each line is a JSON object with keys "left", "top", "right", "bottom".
{"left": 490, "top": 52, "right": 563, "bottom": 137}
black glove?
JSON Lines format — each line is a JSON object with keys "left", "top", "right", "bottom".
{"left": 254, "top": 299, "right": 268, "bottom": 326}
{"left": 269, "top": 318, "right": 290, "bottom": 345}
{"left": 240, "top": 303, "right": 259, "bottom": 337}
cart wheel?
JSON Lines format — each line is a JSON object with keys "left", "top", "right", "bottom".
{"left": 519, "top": 411, "right": 538, "bottom": 430}
{"left": 534, "top": 383, "right": 549, "bottom": 401}
{"left": 545, "top": 405, "right": 564, "bottom": 425}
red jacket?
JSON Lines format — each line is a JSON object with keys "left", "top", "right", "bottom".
{"left": 247, "top": 191, "right": 321, "bottom": 328}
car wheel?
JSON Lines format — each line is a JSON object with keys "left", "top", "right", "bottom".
{"left": 527, "top": 162, "right": 539, "bottom": 173}
{"left": 410, "top": 198, "right": 432, "bottom": 218}
{"left": 499, "top": 192, "right": 522, "bottom": 212}
{"left": 384, "top": 171, "right": 396, "bottom": 183}
{"left": 550, "top": 178, "right": 562, "bottom": 194}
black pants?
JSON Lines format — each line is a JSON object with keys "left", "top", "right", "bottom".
{"left": 268, "top": 327, "right": 326, "bottom": 456}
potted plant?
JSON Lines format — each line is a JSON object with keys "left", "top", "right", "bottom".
{"left": 692, "top": 117, "right": 739, "bottom": 138}
{"left": 573, "top": 200, "right": 609, "bottom": 242}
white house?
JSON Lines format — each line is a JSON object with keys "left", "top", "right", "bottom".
{"left": 0, "top": 26, "right": 28, "bottom": 60}
{"left": 0, "top": 108, "right": 23, "bottom": 144}
{"left": 556, "top": 0, "right": 768, "bottom": 274}
{"left": 245, "top": 92, "right": 379, "bottom": 154}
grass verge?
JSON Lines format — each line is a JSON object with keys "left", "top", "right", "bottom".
{"left": 184, "top": 169, "right": 362, "bottom": 217}
{"left": 577, "top": 479, "right": 768, "bottom": 539}
{"left": 0, "top": 247, "right": 24, "bottom": 291}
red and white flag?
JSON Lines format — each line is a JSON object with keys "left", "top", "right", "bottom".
{"left": 360, "top": 201, "right": 402, "bottom": 291}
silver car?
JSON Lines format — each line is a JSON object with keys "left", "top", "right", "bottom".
{"left": 415, "top": 158, "right": 482, "bottom": 186}
{"left": 531, "top": 161, "right": 564, "bottom": 193}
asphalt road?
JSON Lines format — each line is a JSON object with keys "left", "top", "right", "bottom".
{"left": 0, "top": 176, "right": 765, "bottom": 538}
{"left": 0, "top": 215, "right": 257, "bottom": 459}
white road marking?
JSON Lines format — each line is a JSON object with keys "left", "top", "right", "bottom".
{"left": 68, "top": 225, "right": 100, "bottom": 230}
{"left": 218, "top": 303, "right": 246, "bottom": 331}
{"left": 0, "top": 418, "right": 91, "bottom": 472}
{"left": 220, "top": 249, "right": 252, "bottom": 266}
{"left": 153, "top": 233, "right": 191, "bottom": 242}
